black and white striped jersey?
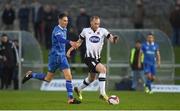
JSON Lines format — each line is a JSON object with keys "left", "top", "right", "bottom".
{"left": 80, "top": 27, "right": 110, "bottom": 59}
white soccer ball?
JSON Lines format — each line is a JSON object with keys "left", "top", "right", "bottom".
{"left": 108, "top": 95, "right": 120, "bottom": 105}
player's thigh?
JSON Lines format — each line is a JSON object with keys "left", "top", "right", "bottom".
{"left": 48, "top": 54, "right": 58, "bottom": 73}
{"left": 151, "top": 65, "right": 156, "bottom": 80}
{"left": 96, "top": 63, "right": 106, "bottom": 73}
{"left": 84, "top": 57, "right": 99, "bottom": 73}
{"left": 59, "top": 55, "right": 71, "bottom": 80}
{"left": 151, "top": 65, "right": 156, "bottom": 75}
{"left": 59, "top": 55, "right": 70, "bottom": 71}
{"left": 144, "top": 63, "right": 152, "bottom": 79}
{"left": 143, "top": 63, "right": 151, "bottom": 74}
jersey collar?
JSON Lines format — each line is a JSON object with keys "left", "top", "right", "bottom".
{"left": 147, "top": 42, "right": 154, "bottom": 45}
{"left": 90, "top": 27, "right": 100, "bottom": 33}
{"left": 58, "top": 25, "right": 67, "bottom": 31}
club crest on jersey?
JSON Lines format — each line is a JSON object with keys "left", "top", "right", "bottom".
{"left": 89, "top": 36, "right": 100, "bottom": 43}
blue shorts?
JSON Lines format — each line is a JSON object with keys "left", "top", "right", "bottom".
{"left": 48, "top": 54, "right": 70, "bottom": 73}
{"left": 143, "top": 63, "right": 156, "bottom": 75}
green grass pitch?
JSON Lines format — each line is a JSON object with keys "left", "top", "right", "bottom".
{"left": 0, "top": 90, "right": 180, "bottom": 110}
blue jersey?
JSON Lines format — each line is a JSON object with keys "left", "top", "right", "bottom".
{"left": 141, "top": 42, "right": 159, "bottom": 65}
{"left": 48, "top": 25, "right": 70, "bottom": 72}
{"left": 50, "top": 25, "right": 67, "bottom": 55}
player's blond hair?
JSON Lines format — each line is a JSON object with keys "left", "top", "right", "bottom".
{"left": 90, "top": 16, "right": 100, "bottom": 21}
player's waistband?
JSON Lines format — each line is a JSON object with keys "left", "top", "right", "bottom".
{"left": 50, "top": 50, "right": 66, "bottom": 56}
{"left": 143, "top": 61, "right": 156, "bottom": 66}
{"left": 85, "top": 57, "right": 101, "bottom": 61}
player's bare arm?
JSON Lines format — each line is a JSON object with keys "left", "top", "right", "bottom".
{"left": 67, "top": 39, "right": 83, "bottom": 58}
{"left": 157, "top": 50, "right": 161, "bottom": 68}
{"left": 69, "top": 41, "right": 78, "bottom": 49}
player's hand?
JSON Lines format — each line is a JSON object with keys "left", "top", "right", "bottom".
{"left": 113, "top": 35, "right": 119, "bottom": 44}
{"left": 70, "top": 41, "right": 78, "bottom": 49}
{"left": 138, "top": 63, "right": 141, "bottom": 69}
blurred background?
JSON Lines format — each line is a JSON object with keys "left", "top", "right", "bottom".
{"left": 0, "top": 0, "right": 180, "bottom": 91}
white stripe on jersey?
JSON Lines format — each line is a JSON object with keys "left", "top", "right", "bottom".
{"left": 80, "top": 27, "right": 109, "bottom": 59}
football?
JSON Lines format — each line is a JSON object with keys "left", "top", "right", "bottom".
{"left": 108, "top": 95, "right": 120, "bottom": 105}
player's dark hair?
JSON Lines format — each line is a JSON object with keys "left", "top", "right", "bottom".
{"left": 58, "top": 13, "right": 67, "bottom": 19}
{"left": 1, "top": 33, "right": 8, "bottom": 37}
{"left": 148, "top": 32, "right": 154, "bottom": 36}
{"left": 135, "top": 40, "right": 141, "bottom": 43}
{"left": 90, "top": 16, "right": 100, "bottom": 21}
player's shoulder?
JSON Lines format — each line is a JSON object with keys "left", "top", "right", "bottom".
{"left": 154, "top": 42, "right": 159, "bottom": 46}
{"left": 99, "top": 27, "right": 107, "bottom": 30}
{"left": 99, "top": 27, "right": 108, "bottom": 31}
{"left": 154, "top": 42, "right": 159, "bottom": 48}
{"left": 9, "top": 40, "right": 14, "bottom": 45}
{"left": 53, "top": 26, "right": 62, "bottom": 33}
{"left": 82, "top": 27, "right": 91, "bottom": 31}
{"left": 53, "top": 26, "right": 60, "bottom": 31}
{"left": 53, "top": 26, "right": 64, "bottom": 36}
{"left": 142, "top": 42, "right": 147, "bottom": 46}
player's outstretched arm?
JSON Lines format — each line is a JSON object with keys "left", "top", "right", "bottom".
{"left": 108, "top": 34, "right": 119, "bottom": 44}
{"left": 56, "top": 34, "right": 79, "bottom": 48}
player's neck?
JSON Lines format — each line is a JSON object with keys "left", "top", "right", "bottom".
{"left": 91, "top": 27, "right": 98, "bottom": 32}
{"left": 58, "top": 25, "right": 66, "bottom": 30}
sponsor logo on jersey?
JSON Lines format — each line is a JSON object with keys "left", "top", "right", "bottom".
{"left": 89, "top": 36, "right": 100, "bottom": 43}
{"left": 146, "top": 51, "right": 155, "bottom": 55}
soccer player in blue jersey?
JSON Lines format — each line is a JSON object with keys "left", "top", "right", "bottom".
{"left": 22, "top": 13, "right": 81, "bottom": 104}
{"left": 140, "top": 33, "right": 161, "bottom": 94}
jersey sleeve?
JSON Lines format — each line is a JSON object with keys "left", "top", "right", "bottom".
{"left": 156, "top": 44, "right": 160, "bottom": 51}
{"left": 102, "top": 28, "right": 110, "bottom": 38}
{"left": 55, "top": 30, "right": 70, "bottom": 44}
{"left": 155, "top": 44, "right": 160, "bottom": 54}
{"left": 141, "top": 43, "right": 146, "bottom": 53}
{"left": 54, "top": 30, "right": 61, "bottom": 36}
{"left": 79, "top": 28, "right": 86, "bottom": 40}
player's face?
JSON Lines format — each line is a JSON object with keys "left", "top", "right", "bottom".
{"left": 135, "top": 42, "right": 141, "bottom": 49}
{"left": 91, "top": 18, "right": 100, "bottom": 31}
{"left": 59, "top": 16, "right": 68, "bottom": 28}
{"left": 1, "top": 36, "right": 8, "bottom": 43}
{"left": 147, "top": 35, "right": 154, "bottom": 43}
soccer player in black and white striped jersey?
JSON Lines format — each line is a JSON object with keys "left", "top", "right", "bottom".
{"left": 67, "top": 16, "right": 118, "bottom": 102}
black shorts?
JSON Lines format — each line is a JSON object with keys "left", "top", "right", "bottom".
{"left": 84, "top": 57, "right": 101, "bottom": 73}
